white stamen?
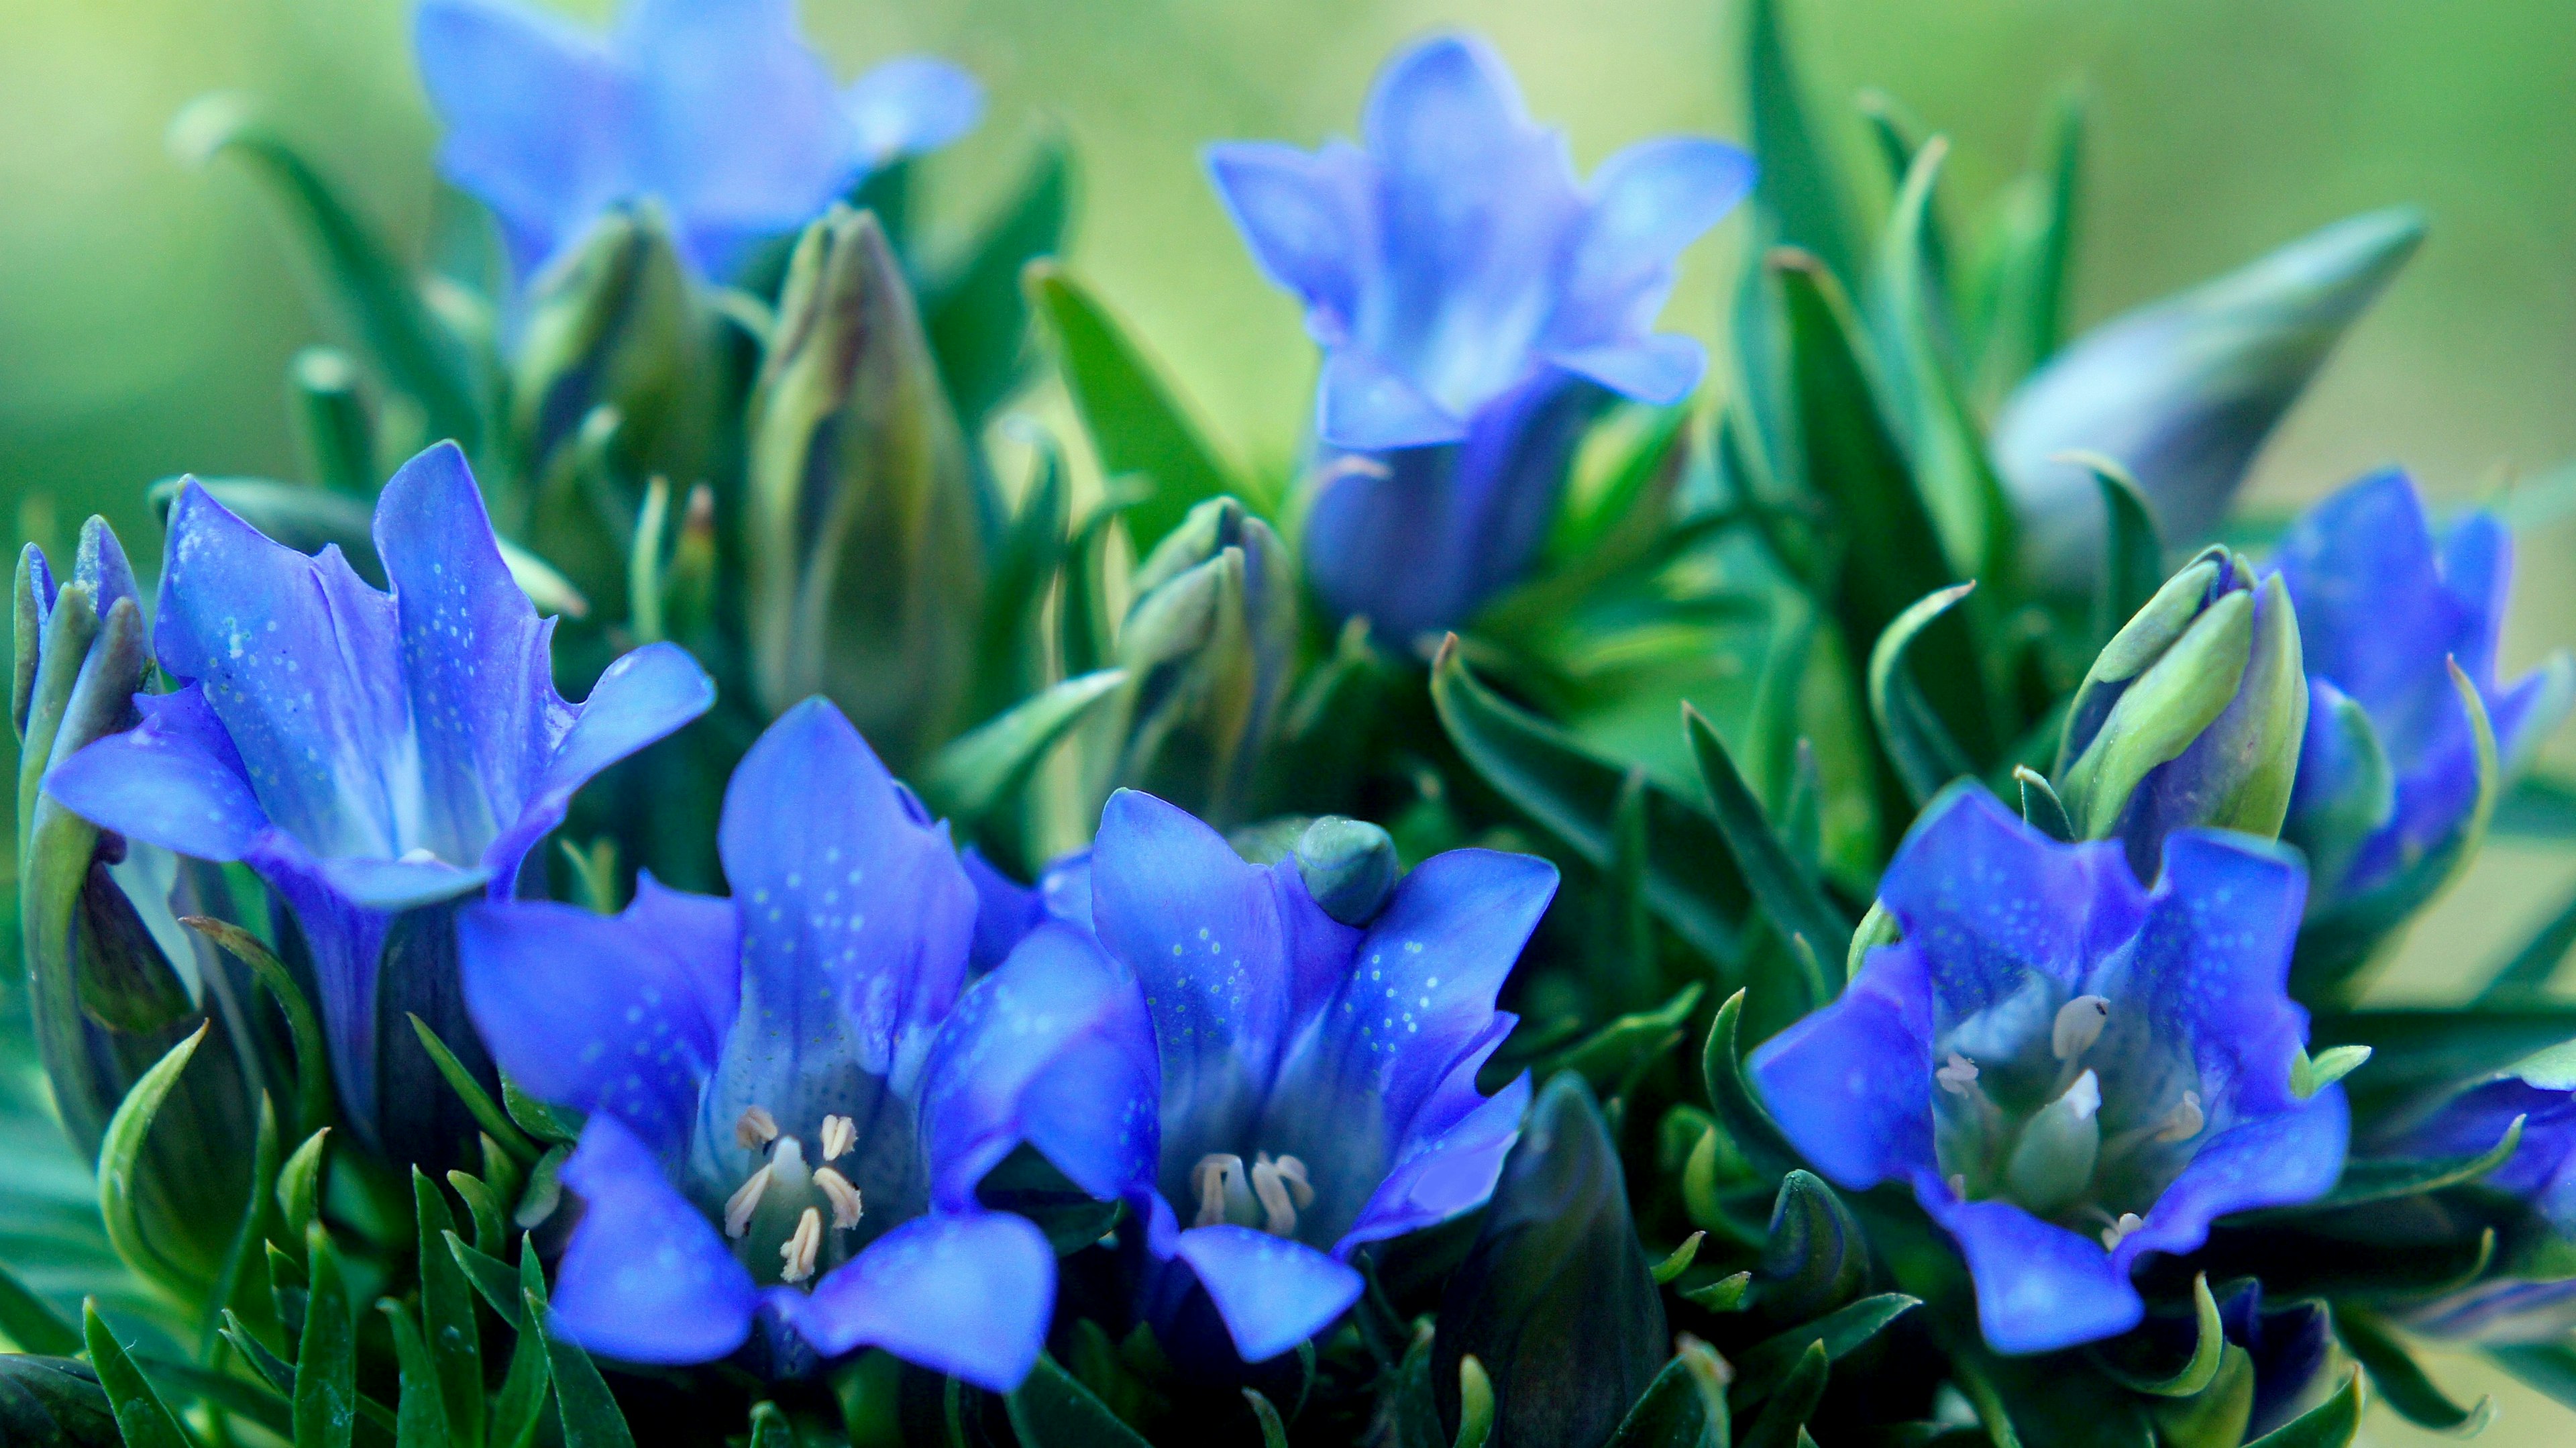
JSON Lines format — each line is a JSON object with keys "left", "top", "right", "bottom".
{"left": 2052, "top": 996, "right": 2112, "bottom": 1062}
{"left": 1273, "top": 1155, "right": 1316, "bottom": 1210}
{"left": 1948, "top": 1173, "right": 1968, "bottom": 1200}
{"left": 724, "top": 1166, "right": 773, "bottom": 1239}
{"left": 2063, "top": 1069, "right": 2102, "bottom": 1121}
{"left": 2100, "top": 1212, "right": 2145, "bottom": 1250}
{"left": 1935, "top": 1052, "right": 1981, "bottom": 1095}
{"left": 2156, "top": 1091, "right": 2204, "bottom": 1143}
{"left": 1191, "top": 1153, "right": 1249, "bottom": 1229}
{"left": 735, "top": 1105, "right": 778, "bottom": 1150}
{"left": 820, "top": 1115, "right": 857, "bottom": 1161}
{"left": 1249, "top": 1156, "right": 1300, "bottom": 1237}
{"left": 780, "top": 1207, "right": 822, "bottom": 1283}
{"left": 397, "top": 846, "right": 442, "bottom": 866}
{"left": 814, "top": 1166, "right": 863, "bottom": 1230}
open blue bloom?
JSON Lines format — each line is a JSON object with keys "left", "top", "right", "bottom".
{"left": 1750, "top": 785, "right": 2347, "bottom": 1355}
{"left": 2377, "top": 1061, "right": 2576, "bottom": 1343}
{"left": 416, "top": 0, "right": 983, "bottom": 277}
{"left": 1208, "top": 33, "right": 1752, "bottom": 640}
{"left": 455, "top": 699, "right": 1057, "bottom": 1385}
{"left": 2274, "top": 470, "right": 2573, "bottom": 909}
{"left": 44, "top": 444, "right": 713, "bottom": 1161}
{"left": 928, "top": 788, "right": 1556, "bottom": 1368}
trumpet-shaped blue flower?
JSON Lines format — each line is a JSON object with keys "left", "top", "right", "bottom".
{"left": 44, "top": 444, "right": 713, "bottom": 1161}
{"left": 455, "top": 699, "right": 1057, "bottom": 1384}
{"left": 930, "top": 789, "right": 1556, "bottom": 1367}
{"left": 1750, "top": 786, "right": 2347, "bottom": 1355}
{"left": 2274, "top": 470, "right": 2573, "bottom": 909}
{"left": 416, "top": 0, "right": 983, "bottom": 277}
{"left": 1208, "top": 33, "right": 1752, "bottom": 640}
{"left": 2377, "top": 1060, "right": 2576, "bottom": 1343}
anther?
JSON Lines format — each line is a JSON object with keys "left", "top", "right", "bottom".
{"left": 2155, "top": 1091, "right": 2204, "bottom": 1144}
{"left": 1248, "top": 1156, "right": 1300, "bottom": 1237}
{"left": 1272, "top": 1155, "right": 1316, "bottom": 1209}
{"left": 735, "top": 1105, "right": 778, "bottom": 1150}
{"left": 814, "top": 1166, "right": 863, "bottom": 1230}
{"left": 780, "top": 1207, "right": 822, "bottom": 1283}
{"left": 2100, "top": 1212, "right": 2145, "bottom": 1250}
{"left": 1935, "top": 1052, "right": 1982, "bottom": 1095}
{"left": 723, "top": 1166, "right": 773, "bottom": 1239}
{"left": 1191, "top": 1153, "right": 1251, "bottom": 1229}
{"left": 820, "top": 1115, "right": 857, "bottom": 1161}
{"left": 2052, "top": 996, "right": 2112, "bottom": 1062}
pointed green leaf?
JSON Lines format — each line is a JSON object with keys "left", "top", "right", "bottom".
{"left": 745, "top": 1402, "right": 794, "bottom": 1448}
{"left": 2329, "top": 1304, "right": 2489, "bottom": 1433}
{"left": 2094, "top": 1274, "right": 2223, "bottom": 1397}
{"left": 1650, "top": 1233, "right": 1707, "bottom": 1287}
{"left": 1239, "top": 1388, "right": 1289, "bottom": 1448}
{"left": 1732, "top": 1294, "right": 1919, "bottom": 1408}
{"left": 445, "top": 1234, "right": 522, "bottom": 1330}
{"left": 414, "top": 1175, "right": 482, "bottom": 1448}
{"left": 1027, "top": 262, "right": 1236, "bottom": 552}
{"left": 1868, "top": 583, "right": 1980, "bottom": 805}
{"left": 382, "top": 1303, "right": 453, "bottom": 1448}
{"left": 2307, "top": 1008, "right": 2576, "bottom": 1116}
{"left": 96, "top": 1022, "right": 209, "bottom": 1295}
{"left": 2290, "top": 1044, "right": 2372, "bottom": 1100}
{"left": 84, "top": 1299, "right": 197, "bottom": 1448}
{"left": 1682, "top": 1272, "right": 1752, "bottom": 1313}
{"left": 1737, "top": 1341, "right": 1828, "bottom": 1448}
{"left": 0, "top": 1259, "right": 82, "bottom": 1355}
{"left": 1541, "top": 984, "right": 1705, "bottom": 1104}
{"left": 499, "top": 1077, "right": 574, "bottom": 1148}
{"left": 1006, "top": 1352, "right": 1154, "bottom": 1447}
{"left": 1751, "top": 1171, "right": 1867, "bottom": 1324}
{"left": 2243, "top": 1367, "right": 2362, "bottom": 1448}
{"left": 1970, "top": 92, "right": 2084, "bottom": 398}
{"left": 526, "top": 1290, "right": 634, "bottom": 1448}
{"left": 928, "top": 136, "right": 1074, "bottom": 427}
{"left": 296, "top": 1225, "right": 358, "bottom": 1448}
{"left": 488, "top": 1298, "right": 552, "bottom": 1448}
{"left": 2477, "top": 876, "right": 2576, "bottom": 1004}
{"left": 916, "top": 668, "right": 1128, "bottom": 823}
{"left": 1685, "top": 705, "right": 1853, "bottom": 979}
{"left": 2012, "top": 766, "right": 2076, "bottom": 841}
{"left": 1741, "top": 0, "right": 1857, "bottom": 279}
{"left": 184, "top": 917, "right": 335, "bottom": 1140}
{"left": 409, "top": 1016, "right": 538, "bottom": 1165}
{"left": 1702, "top": 990, "right": 1803, "bottom": 1180}
{"left": 2486, "top": 1341, "right": 2576, "bottom": 1412}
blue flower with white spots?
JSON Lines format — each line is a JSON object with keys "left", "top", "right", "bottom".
{"left": 44, "top": 443, "right": 712, "bottom": 1165}
{"left": 1750, "top": 785, "right": 2349, "bottom": 1355}
{"left": 932, "top": 788, "right": 1557, "bottom": 1369}
{"left": 416, "top": 0, "right": 983, "bottom": 278}
{"left": 1207, "top": 33, "right": 1752, "bottom": 640}
{"left": 455, "top": 699, "right": 1058, "bottom": 1384}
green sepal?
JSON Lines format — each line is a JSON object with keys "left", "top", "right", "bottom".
{"left": 2091, "top": 1274, "right": 2223, "bottom": 1397}
{"left": 276, "top": 1127, "right": 331, "bottom": 1242}
{"left": 184, "top": 917, "right": 334, "bottom": 1140}
{"left": 2243, "top": 1367, "right": 2363, "bottom": 1448}
{"left": 1750, "top": 1171, "right": 1868, "bottom": 1323}
{"left": 82, "top": 1298, "right": 197, "bottom": 1448}
{"left": 2329, "top": 1303, "right": 2491, "bottom": 1433}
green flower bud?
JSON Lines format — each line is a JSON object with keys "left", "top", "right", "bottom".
{"left": 2055, "top": 546, "right": 2308, "bottom": 880}
{"left": 747, "top": 206, "right": 985, "bottom": 768}
{"left": 1293, "top": 815, "right": 1398, "bottom": 925}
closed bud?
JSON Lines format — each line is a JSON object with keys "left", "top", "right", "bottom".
{"left": 1107, "top": 496, "right": 1294, "bottom": 823}
{"left": 2055, "top": 546, "right": 2308, "bottom": 880}
{"left": 1995, "top": 208, "right": 2425, "bottom": 591}
{"left": 1294, "top": 815, "right": 1397, "bottom": 925}
{"left": 747, "top": 205, "right": 983, "bottom": 768}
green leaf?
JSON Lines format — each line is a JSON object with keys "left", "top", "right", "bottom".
{"left": 1741, "top": 0, "right": 1857, "bottom": 280}
{"left": 0, "top": 1259, "right": 82, "bottom": 1355}
{"left": 1026, "top": 262, "right": 1236, "bottom": 552}
{"left": 0, "top": 1351, "right": 119, "bottom": 1447}
{"left": 445, "top": 1234, "right": 523, "bottom": 1331}
{"left": 926, "top": 135, "right": 1073, "bottom": 428}
{"left": 968, "top": 434, "right": 1071, "bottom": 721}
{"left": 447, "top": 1173, "right": 506, "bottom": 1257}
{"left": 1701, "top": 990, "right": 1803, "bottom": 1181}
{"left": 382, "top": 1303, "right": 453, "bottom": 1448}
{"left": 2478, "top": 874, "right": 2576, "bottom": 1004}
{"left": 527, "top": 1290, "right": 634, "bottom": 1448}
{"left": 2094, "top": 1274, "right": 2223, "bottom": 1397}
{"left": 184, "top": 917, "right": 335, "bottom": 1140}
{"left": 2290, "top": 1044, "right": 2372, "bottom": 1099}
{"left": 288, "top": 347, "right": 377, "bottom": 495}
{"left": 745, "top": 1402, "right": 794, "bottom": 1448}
{"left": 1450, "top": 1356, "right": 1493, "bottom": 1448}
{"left": 499, "top": 1077, "right": 575, "bottom": 1149}
{"left": 276, "top": 1128, "right": 330, "bottom": 1241}
{"left": 2150, "top": 1345, "right": 2255, "bottom": 1448}
{"left": 2057, "top": 453, "right": 2164, "bottom": 648}
{"left": 1650, "top": 1233, "right": 1707, "bottom": 1287}
{"left": 1682, "top": 1272, "right": 1752, "bottom": 1313}
{"left": 1969, "top": 92, "right": 2084, "bottom": 398}
{"left": 83, "top": 1299, "right": 197, "bottom": 1448}
{"left": 2012, "top": 766, "right": 2076, "bottom": 841}
{"left": 296, "top": 1225, "right": 358, "bottom": 1448}
{"left": 2308, "top": 1008, "right": 2576, "bottom": 1115}
{"left": 413, "top": 1174, "right": 482, "bottom": 1448}
{"left": 1006, "top": 1352, "right": 1153, "bottom": 1447}
{"left": 1431, "top": 639, "right": 1750, "bottom": 968}
{"left": 916, "top": 668, "right": 1128, "bottom": 824}
{"left": 1867, "top": 583, "right": 1981, "bottom": 807}
{"left": 488, "top": 1296, "right": 552, "bottom": 1448}
{"left": 1752, "top": 1172, "right": 1866, "bottom": 1323}
{"left": 409, "top": 1016, "right": 539, "bottom": 1166}
{"left": 1240, "top": 1388, "right": 1289, "bottom": 1448}
{"left": 2243, "top": 1367, "right": 2362, "bottom": 1448}
{"left": 1602, "top": 1341, "right": 1729, "bottom": 1448}
{"left": 1685, "top": 705, "right": 1854, "bottom": 980}
{"left": 96, "top": 1022, "right": 210, "bottom": 1297}
{"left": 224, "top": 1308, "right": 298, "bottom": 1395}
{"left": 1737, "top": 1341, "right": 1828, "bottom": 1448}
{"left": 1730, "top": 1294, "right": 1919, "bottom": 1408}
{"left": 1541, "top": 984, "right": 1705, "bottom": 1100}
{"left": 2493, "top": 772, "right": 2576, "bottom": 839}
{"left": 2329, "top": 1304, "right": 2490, "bottom": 1433}
{"left": 168, "top": 95, "right": 482, "bottom": 451}
{"left": 2486, "top": 1341, "right": 2576, "bottom": 1412}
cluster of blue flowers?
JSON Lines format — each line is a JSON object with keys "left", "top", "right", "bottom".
{"left": 15, "top": 1, "right": 2576, "bottom": 1443}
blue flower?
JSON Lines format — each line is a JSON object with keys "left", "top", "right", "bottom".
{"left": 1207, "top": 33, "right": 1752, "bottom": 640}
{"left": 926, "top": 788, "right": 1557, "bottom": 1368}
{"left": 1749, "top": 785, "right": 2348, "bottom": 1355}
{"left": 44, "top": 444, "right": 713, "bottom": 1161}
{"left": 2375, "top": 1062, "right": 2576, "bottom": 1343}
{"left": 2216, "top": 1282, "right": 2332, "bottom": 1438}
{"left": 415, "top": 0, "right": 983, "bottom": 277}
{"left": 455, "top": 699, "right": 1057, "bottom": 1385}
{"left": 2274, "top": 470, "right": 2573, "bottom": 909}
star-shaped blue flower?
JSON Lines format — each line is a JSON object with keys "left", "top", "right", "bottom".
{"left": 455, "top": 699, "right": 1057, "bottom": 1384}
{"left": 44, "top": 443, "right": 713, "bottom": 1160}
{"left": 2274, "top": 470, "right": 2573, "bottom": 909}
{"left": 1207, "top": 32, "right": 1752, "bottom": 640}
{"left": 1750, "top": 785, "right": 2349, "bottom": 1354}
{"left": 415, "top": 0, "right": 983, "bottom": 277}
{"left": 928, "top": 789, "right": 1557, "bottom": 1368}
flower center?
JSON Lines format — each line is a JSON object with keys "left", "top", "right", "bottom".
{"left": 1932, "top": 996, "right": 2205, "bottom": 1245}
{"left": 1190, "top": 1151, "right": 1315, "bottom": 1237}
{"left": 723, "top": 1106, "right": 864, "bottom": 1286}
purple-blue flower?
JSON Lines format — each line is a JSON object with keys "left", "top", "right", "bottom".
{"left": 930, "top": 789, "right": 1556, "bottom": 1368}
{"left": 44, "top": 443, "right": 712, "bottom": 1162}
{"left": 415, "top": 0, "right": 984, "bottom": 278}
{"left": 455, "top": 699, "right": 1057, "bottom": 1385}
{"left": 1749, "top": 785, "right": 2349, "bottom": 1355}
{"left": 2377, "top": 1062, "right": 2576, "bottom": 1343}
{"left": 2274, "top": 470, "right": 2573, "bottom": 911}
{"left": 1207, "top": 33, "right": 1752, "bottom": 640}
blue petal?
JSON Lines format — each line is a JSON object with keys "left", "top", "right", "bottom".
{"left": 154, "top": 480, "right": 411, "bottom": 862}
{"left": 72, "top": 517, "right": 142, "bottom": 621}
{"left": 1334, "top": 1057, "right": 1529, "bottom": 1253}
{"left": 916, "top": 924, "right": 1159, "bottom": 1210}
{"left": 1542, "top": 335, "right": 1706, "bottom": 405}
{"left": 1750, "top": 940, "right": 1938, "bottom": 1189}
{"left": 777, "top": 1210, "right": 1055, "bottom": 1390}
{"left": 2123, "top": 829, "right": 2310, "bottom": 1115}
{"left": 1205, "top": 141, "right": 1372, "bottom": 333}
{"left": 961, "top": 845, "right": 1042, "bottom": 974}
{"left": 2118, "top": 1088, "right": 2347, "bottom": 1270}
{"left": 1919, "top": 1178, "right": 2143, "bottom": 1353}
{"left": 551, "top": 1115, "right": 759, "bottom": 1364}
{"left": 44, "top": 686, "right": 268, "bottom": 861}
{"left": 1877, "top": 785, "right": 2147, "bottom": 1021}
{"left": 1171, "top": 1224, "right": 1364, "bottom": 1363}
{"left": 458, "top": 890, "right": 733, "bottom": 1155}
{"left": 415, "top": 0, "right": 637, "bottom": 271}
{"left": 1316, "top": 350, "right": 1466, "bottom": 451}
{"left": 2275, "top": 471, "right": 2464, "bottom": 763}
{"left": 310, "top": 856, "right": 489, "bottom": 912}
{"left": 1550, "top": 136, "right": 1753, "bottom": 349}
{"left": 482, "top": 641, "right": 714, "bottom": 881}
{"left": 843, "top": 56, "right": 984, "bottom": 167}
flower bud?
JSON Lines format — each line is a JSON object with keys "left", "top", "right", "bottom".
{"left": 1293, "top": 815, "right": 1398, "bottom": 925}
{"left": 747, "top": 205, "right": 985, "bottom": 768}
{"left": 1994, "top": 208, "right": 2425, "bottom": 591}
{"left": 2055, "top": 546, "right": 2308, "bottom": 880}
{"left": 1106, "top": 496, "right": 1294, "bottom": 823}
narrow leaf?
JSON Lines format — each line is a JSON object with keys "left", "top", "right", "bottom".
{"left": 0, "top": 1259, "right": 81, "bottom": 1355}
{"left": 1738, "top": 1341, "right": 1828, "bottom": 1448}
{"left": 1685, "top": 705, "right": 1854, "bottom": 975}
{"left": 296, "top": 1225, "right": 358, "bottom": 1448}
{"left": 2094, "top": 1274, "right": 2223, "bottom": 1397}
{"left": 414, "top": 1173, "right": 484, "bottom": 1448}
{"left": 2243, "top": 1366, "right": 2361, "bottom": 1448}
{"left": 2329, "top": 1304, "right": 2489, "bottom": 1433}
{"left": 446, "top": 1233, "right": 523, "bottom": 1330}
{"left": 527, "top": 1290, "right": 635, "bottom": 1448}
{"left": 1006, "top": 1351, "right": 1154, "bottom": 1447}
{"left": 928, "top": 136, "right": 1074, "bottom": 427}
{"left": 1742, "top": 0, "right": 1857, "bottom": 278}
{"left": 1650, "top": 1233, "right": 1707, "bottom": 1287}
{"left": 382, "top": 1303, "right": 453, "bottom": 1448}
{"left": 1730, "top": 1294, "right": 1919, "bottom": 1407}
{"left": 1241, "top": 1388, "right": 1289, "bottom": 1448}
{"left": 83, "top": 1299, "right": 197, "bottom": 1448}
{"left": 1702, "top": 990, "right": 1804, "bottom": 1181}
{"left": 1868, "top": 582, "right": 1980, "bottom": 805}
{"left": 1027, "top": 262, "right": 1235, "bottom": 552}
{"left": 97, "top": 1023, "right": 209, "bottom": 1294}
{"left": 277, "top": 1128, "right": 331, "bottom": 1241}
{"left": 916, "top": 668, "right": 1128, "bottom": 823}
{"left": 2476, "top": 876, "right": 2576, "bottom": 1003}
{"left": 409, "top": 1015, "right": 539, "bottom": 1165}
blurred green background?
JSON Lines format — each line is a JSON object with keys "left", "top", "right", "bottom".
{"left": 3, "top": 1, "right": 2573, "bottom": 1438}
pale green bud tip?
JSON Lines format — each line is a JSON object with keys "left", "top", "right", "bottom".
{"left": 2005, "top": 1070, "right": 2101, "bottom": 1214}
{"left": 1296, "top": 815, "right": 1398, "bottom": 925}
{"left": 167, "top": 92, "right": 254, "bottom": 168}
